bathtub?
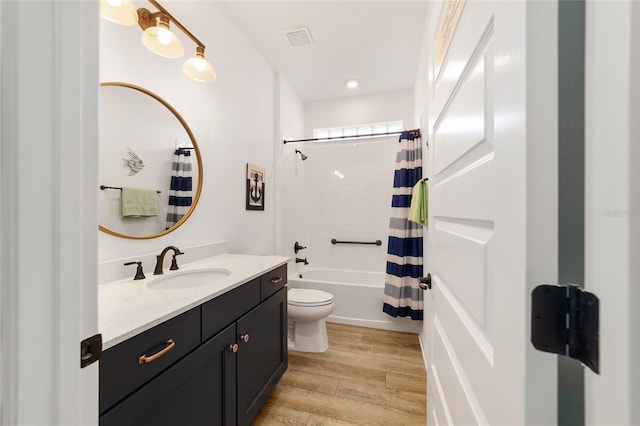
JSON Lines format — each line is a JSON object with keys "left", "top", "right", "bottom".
{"left": 287, "top": 268, "right": 420, "bottom": 333}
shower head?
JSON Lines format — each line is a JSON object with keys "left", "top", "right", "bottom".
{"left": 295, "top": 149, "right": 308, "bottom": 161}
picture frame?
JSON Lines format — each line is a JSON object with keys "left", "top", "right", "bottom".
{"left": 246, "top": 163, "right": 265, "bottom": 211}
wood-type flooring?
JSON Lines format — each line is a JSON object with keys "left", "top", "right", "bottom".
{"left": 254, "top": 322, "right": 427, "bottom": 426}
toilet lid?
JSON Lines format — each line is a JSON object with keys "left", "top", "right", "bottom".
{"left": 288, "top": 288, "right": 334, "bottom": 306}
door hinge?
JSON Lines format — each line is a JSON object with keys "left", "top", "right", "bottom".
{"left": 531, "top": 284, "right": 599, "bottom": 374}
{"left": 80, "top": 333, "right": 102, "bottom": 368}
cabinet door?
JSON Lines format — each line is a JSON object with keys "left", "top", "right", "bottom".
{"left": 236, "top": 288, "right": 288, "bottom": 425}
{"left": 100, "top": 324, "right": 237, "bottom": 426}
{"left": 201, "top": 278, "right": 260, "bottom": 342}
{"left": 100, "top": 307, "right": 201, "bottom": 413}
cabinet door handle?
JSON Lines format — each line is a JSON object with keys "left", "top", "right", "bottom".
{"left": 240, "top": 334, "right": 250, "bottom": 343}
{"left": 229, "top": 343, "right": 239, "bottom": 353}
{"left": 270, "top": 276, "right": 283, "bottom": 285}
{"left": 138, "top": 339, "right": 175, "bottom": 364}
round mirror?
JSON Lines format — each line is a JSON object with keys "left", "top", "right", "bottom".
{"left": 99, "top": 82, "right": 203, "bottom": 239}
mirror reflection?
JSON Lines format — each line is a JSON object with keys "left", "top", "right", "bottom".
{"left": 99, "top": 82, "right": 202, "bottom": 239}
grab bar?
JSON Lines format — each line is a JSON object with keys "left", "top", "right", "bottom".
{"left": 331, "top": 238, "right": 382, "bottom": 246}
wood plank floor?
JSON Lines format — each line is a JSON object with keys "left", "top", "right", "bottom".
{"left": 254, "top": 322, "right": 427, "bottom": 426}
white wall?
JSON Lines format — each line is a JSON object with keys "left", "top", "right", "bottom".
{"left": 304, "top": 89, "right": 415, "bottom": 137}
{"left": 276, "top": 75, "right": 306, "bottom": 270}
{"left": 99, "top": 1, "right": 276, "bottom": 261}
{"left": 279, "top": 75, "right": 305, "bottom": 145}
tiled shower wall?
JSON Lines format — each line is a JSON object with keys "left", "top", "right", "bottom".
{"left": 280, "top": 88, "right": 414, "bottom": 273}
{"left": 291, "top": 137, "right": 398, "bottom": 272}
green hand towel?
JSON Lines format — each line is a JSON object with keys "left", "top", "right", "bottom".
{"left": 121, "top": 187, "right": 159, "bottom": 217}
{"left": 408, "top": 180, "right": 428, "bottom": 227}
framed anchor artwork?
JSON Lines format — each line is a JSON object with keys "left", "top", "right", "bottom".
{"left": 246, "top": 163, "right": 265, "bottom": 211}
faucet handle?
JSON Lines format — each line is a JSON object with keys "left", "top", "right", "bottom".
{"left": 124, "top": 261, "right": 145, "bottom": 280}
{"left": 170, "top": 252, "right": 183, "bottom": 271}
{"left": 294, "top": 241, "right": 307, "bottom": 254}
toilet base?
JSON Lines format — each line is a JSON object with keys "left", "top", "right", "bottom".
{"left": 288, "top": 318, "right": 329, "bottom": 353}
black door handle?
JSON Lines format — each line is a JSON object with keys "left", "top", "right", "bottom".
{"left": 418, "top": 273, "right": 432, "bottom": 290}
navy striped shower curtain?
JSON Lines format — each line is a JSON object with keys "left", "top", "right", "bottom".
{"left": 165, "top": 148, "right": 193, "bottom": 229}
{"left": 382, "top": 130, "right": 423, "bottom": 320}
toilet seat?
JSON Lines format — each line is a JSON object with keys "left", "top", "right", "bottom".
{"left": 288, "top": 288, "right": 334, "bottom": 307}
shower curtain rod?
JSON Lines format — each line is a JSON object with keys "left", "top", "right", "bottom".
{"left": 282, "top": 130, "right": 415, "bottom": 144}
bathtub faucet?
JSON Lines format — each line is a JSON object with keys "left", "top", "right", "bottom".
{"left": 295, "top": 257, "right": 309, "bottom": 265}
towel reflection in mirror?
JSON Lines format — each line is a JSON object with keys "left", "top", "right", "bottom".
{"left": 120, "top": 187, "right": 159, "bottom": 217}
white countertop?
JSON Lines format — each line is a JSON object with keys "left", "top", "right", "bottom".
{"left": 99, "top": 254, "right": 289, "bottom": 350}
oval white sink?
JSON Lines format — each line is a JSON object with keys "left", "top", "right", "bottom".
{"left": 146, "top": 268, "right": 231, "bottom": 290}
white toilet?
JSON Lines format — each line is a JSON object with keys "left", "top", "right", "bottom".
{"left": 287, "top": 288, "right": 335, "bottom": 353}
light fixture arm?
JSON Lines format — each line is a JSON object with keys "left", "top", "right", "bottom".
{"left": 146, "top": 0, "right": 206, "bottom": 50}
{"left": 137, "top": 8, "right": 163, "bottom": 31}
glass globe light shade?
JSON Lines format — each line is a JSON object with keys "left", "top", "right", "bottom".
{"left": 141, "top": 19, "right": 184, "bottom": 59}
{"left": 183, "top": 50, "right": 216, "bottom": 82}
{"left": 100, "top": 0, "right": 138, "bottom": 26}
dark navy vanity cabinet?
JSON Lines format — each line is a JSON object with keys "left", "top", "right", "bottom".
{"left": 99, "top": 265, "right": 288, "bottom": 426}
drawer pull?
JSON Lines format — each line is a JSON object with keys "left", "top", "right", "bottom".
{"left": 240, "top": 334, "right": 250, "bottom": 343}
{"left": 270, "top": 276, "right": 283, "bottom": 285}
{"left": 229, "top": 343, "right": 239, "bottom": 353}
{"left": 138, "top": 339, "right": 175, "bottom": 365}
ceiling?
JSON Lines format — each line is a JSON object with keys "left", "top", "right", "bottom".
{"left": 217, "top": 1, "right": 431, "bottom": 103}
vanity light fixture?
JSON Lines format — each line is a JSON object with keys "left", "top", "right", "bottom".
{"left": 183, "top": 46, "right": 217, "bottom": 82}
{"left": 100, "top": 0, "right": 138, "bottom": 26}
{"left": 139, "top": 10, "right": 184, "bottom": 59}
{"left": 102, "top": 0, "right": 216, "bottom": 83}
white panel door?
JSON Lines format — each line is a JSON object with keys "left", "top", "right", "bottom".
{"left": 425, "top": 1, "right": 558, "bottom": 424}
{"left": 584, "top": 1, "right": 639, "bottom": 424}
{"left": 0, "top": 1, "right": 99, "bottom": 424}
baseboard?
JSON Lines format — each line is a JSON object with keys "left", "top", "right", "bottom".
{"left": 327, "top": 315, "right": 421, "bottom": 334}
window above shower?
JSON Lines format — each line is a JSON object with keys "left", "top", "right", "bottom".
{"left": 312, "top": 120, "right": 403, "bottom": 141}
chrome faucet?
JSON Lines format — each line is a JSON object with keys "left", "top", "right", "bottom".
{"left": 153, "top": 246, "right": 184, "bottom": 275}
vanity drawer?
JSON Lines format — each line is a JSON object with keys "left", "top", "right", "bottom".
{"left": 99, "top": 307, "right": 201, "bottom": 414}
{"left": 260, "top": 264, "right": 288, "bottom": 301}
{"left": 201, "top": 277, "right": 261, "bottom": 342}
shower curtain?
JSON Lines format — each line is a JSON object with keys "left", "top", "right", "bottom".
{"left": 166, "top": 148, "right": 193, "bottom": 229}
{"left": 383, "top": 130, "right": 423, "bottom": 320}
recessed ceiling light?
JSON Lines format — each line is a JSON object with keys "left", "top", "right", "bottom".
{"left": 345, "top": 79, "right": 359, "bottom": 89}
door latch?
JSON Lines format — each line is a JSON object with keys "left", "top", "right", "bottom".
{"left": 531, "top": 285, "right": 599, "bottom": 374}
{"left": 80, "top": 333, "right": 102, "bottom": 368}
{"left": 418, "top": 273, "right": 432, "bottom": 290}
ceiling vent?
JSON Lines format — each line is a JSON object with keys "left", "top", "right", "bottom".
{"left": 283, "top": 27, "right": 314, "bottom": 48}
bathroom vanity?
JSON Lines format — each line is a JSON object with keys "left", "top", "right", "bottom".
{"left": 98, "top": 255, "right": 288, "bottom": 426}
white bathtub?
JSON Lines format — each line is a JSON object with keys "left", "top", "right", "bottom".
{"left": 287, "top": 268, "right": 420, "bottom": 333}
